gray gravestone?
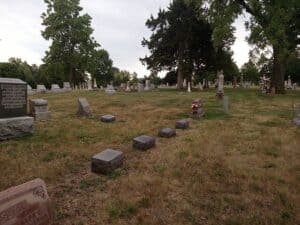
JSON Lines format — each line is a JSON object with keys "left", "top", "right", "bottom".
{"left": 158, "top": 128, "right": 176, "bottom": 138}
{"left": 36, "top": 84, "right": 47, "bottom": 93}
{"left": 105, "top": 85, "right": 116, "bottom": 95}
{"left": 100, "top": 114, "right": 116, "bottom": 123}
{"left": 0, "top": 78, "right": 34, "bottom": 140}
{"left": 63, "top": 82, "right": 72, "bottom": 91}
{"left": 51, "top": 84, "right": 61, "bottom": 92}
{"left": 133, "top": 135, "right": 155, "bottom": 151}
{"left": 0, "top": 178, "right": 53, "bottom": 225}
{"left": 138, "top": 83, "right": 144, "bottom": 92}
{"left": 175, "top": 119, "right": 189, "bottom": 129}
{"left": 77, "top": 98, "right": 92, "bottom": 117}
{"left": 29, "top": 99, "right": 51, "bottom": 121}
{"left": 91, "top": 149, "right": 124, "bottom": 174}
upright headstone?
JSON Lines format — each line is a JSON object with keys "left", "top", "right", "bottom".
{"left": 144, "top": 80, "right": 150, "bottom": 91}
{"left": 63, "top": 82, "right": 72, "bottom": 91}
{"left": 77, "top": 98, "right": 92, "bottom": 117}
{"left": 105, "top": 84, "right": 116, "bottom": 95}
{"left": 223, "top": 96, "right": 229, "bottom": 114}
{"left": 93, "top": 78, "right": 97, "bottom": 89}
{"left": 183, "top": 79, "right": 187, "bottom": 88}
{"left": 29, "top": 99, "right": 51, "bottom": 121}
{"left": 138, "top": 83, "right": 144, "bottom": 92}
{"left": 187, "top": 82, "right": 191, "bottom": 92}
{"left": 51, "top": 84, "right": 61, "bottom": 92}
{"left": 0, "top": 78, "right": 34, "bottom": 140}
{"left": 216, "top": 70, "right": 224, "bottom": 99}
{"left": 0, "top": 178, "right": 52, "bottom": 225}
{"left": 287, "top": 76, "right": 292, "bottom": 89}
{"left": 36, "top": 85, "right": 47, "bottom": 93}
{"left": 27, "top": 85, "right": 34, "bottom": 95}
{"left": 125, "top": 81, "right": 131, "bottom": 92}
{"left": 87, "top": 80, "right": 92, "bottom": 90}
{"left": 233, "top": 76, "right": 237, "bottom": 88}
{"left": 198, "top": 82, "right": 203, "bottom": 90}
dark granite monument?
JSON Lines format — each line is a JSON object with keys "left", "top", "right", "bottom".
{"left": 0, "top": 78, "right": 27, "bottom": 118}
{"left": 0, "top": 78, "right": 34, "bottom": 140}
{"left": 91, "top": 149, "right": 124, "bottom": 174}
{"left": 133, "top": 135, "right": 156, "bottom": 151}
{"left": 0, "top": 178, "right": 53, "bottom": 225}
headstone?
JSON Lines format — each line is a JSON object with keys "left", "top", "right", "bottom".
{"left": 51, "top": 84, "right": 61, "bottom": 93}
{"left": 0, "top": 78, "right": 34, "bottom": 140}
{"left": 36, "top": 85, "right": 47, "bottom": 94}
{"left": 93, "top": 78, "right": 97, "bottom": 89}
{"left": 87, "top": 80, "right": 92, "bottom": 90}
{"left": 158, "top": 128, "right": 176, "bottom": 138}
{"left": 293, "top": 83, "right": 297, "bottom": 90}
{"left": 63, "top": 82, "right": 72, "bottom": 91}
{"left": 91, "top": 149, "right": 124, "bottom": 174}
{"left": 100, "top": 114, "right": 116, "bottom": 123}
{"left": 144, "top": 80, "right": 150, "bottom": 91}
{"left": 0, "top": 178, "right": 52, "bottom": 225}
{"left": 77, "top": 98, "right": 92, "bottom": 117}
{"left": 287, "top": 76, "right": 292, "bottom": 89}
{"left": 120, "top": 83, "right": 126, "bottom": 91}
{"left": 133, "top": 135, "right": 155, "bottom": 151}
{"left": 223, "top": 96, "right": 229, "bottom": 114}
{"left": 29, "top": 99, "right": 51, "bottom": 121}
{"left": 191, "top": 99, "right": 205, "bottom": 118}
{"left": 105, "top": 85, "right": 116, "bottom": 95}
{"left": 138, "top": 83, "right": 144, "bottom": 92}
{"left": 183, "top": 79, "right": 187, "bottom": 88}
{"left": 27, "top": 85, "right": 35, "bottom": 95}
{"left": 233, "top": 76, "right": 237, "bottom": 88}
{"left": 187, "top": 82, "right": 191, "bottom": 92}
{"left": 125, "top": 81, "right": 131, "bottom": 92}
{"left": 175, "top": 119, "right": 189, "bottom": 129}
{"left": 198, "top": 82, "right": 203, "bottom": 91}
{"left": 293, "top": 117, "right": 300, "bottom": 127}
{"left": 216, "top": 70, "right": 224, "bottom": 99}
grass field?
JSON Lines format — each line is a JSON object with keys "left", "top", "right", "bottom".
{"left": 0, "top": 88, "right": 299, "bottom": 225}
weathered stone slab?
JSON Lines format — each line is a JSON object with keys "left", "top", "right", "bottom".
{"left": 63, "top": 82, "right": 72, "bottom": 91}
{"left": 0, "top": 78, "right": 27, "bottom": 118}
{"left": 0, "top": 178, "right": 52, "bottom": 225}
{"left": 293, "top": 117, "right": 300, "bottom": 127}
{"left": 29, "top": 99, "right": 51, "bottom": 121}
{"left": 51, "top": 84, "right": 61, "bottom": 92}
{"left": 158, "top": 128, "right": 176, "bottom": 138}
{"left": 36, "top": 85, "right": 47, "bottom": 93}
{"left": 100, "top": 114, "right": 116, "bottom": 123}
{"left": 0, "top": 116, "right": 34, "bottom": 141}
{"left": 91, "top": 149, "right": 124, "bottom": 174}
{"left": 105, "top": 85, "right": 116, "bottom": 95}
{"left": 175, "top": 119, "right": 189, "bottom": 129}
{"left": 77, "top": 98, "right": 92, "bottom": 117}
{"left": 133, "top": 135, "right": 155, "bottom": 151}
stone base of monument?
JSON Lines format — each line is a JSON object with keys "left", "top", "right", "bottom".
{"left": 158, "top": 128, "right": 176, "bottom": 138}
{"left": 35, "top": 112, "right": 52, "bottom": 121}
{"left": 175, "top": 119, "right": 189, "bottom": 129}
{"left": 101, "top": 114, "right": 116, "bottom": 123}
{"left": 293, "top": 117, "right": 300, "bottom": 127}
{"left": 91, "top": 149, "right": 124, "bottom": 174}
{"left": 133, "top": 135, "right": 155, "bottom": 151}
{"left": 0, "top": 117, "right": 34, "bottom": 141}
{"left": 216, "top": 91, "right": 224, "bottom": 99}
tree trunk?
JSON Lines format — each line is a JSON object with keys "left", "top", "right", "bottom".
{"left": 271, "top": 46, "right": 286, "bottom": 94}
{"left": 177, "top": 62, "right": 184, "bottom": 89}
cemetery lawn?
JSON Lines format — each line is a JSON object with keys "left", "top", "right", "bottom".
{"left": 1, "top": 88, "right": 300, "bottom": 225}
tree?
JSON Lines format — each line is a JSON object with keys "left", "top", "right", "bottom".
{"left": 141, "top": 0, "right": 216, "bottom": 89}
{"left": 88, "top": 49, "right": 113, "bottom": 86}
{"left": 199, "top": 0, "right": 300, "bottom": 93}
{"left": 241, "top": 60, "right": 260, "bottom": 83}
{"left": 41, "top": 0, "right": 99, "bottom": 85}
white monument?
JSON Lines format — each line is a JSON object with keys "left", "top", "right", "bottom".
{"left": 216, "top": 70, "right": 224, "bottom": 98}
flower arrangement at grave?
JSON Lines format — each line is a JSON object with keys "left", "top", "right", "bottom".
{"left": 190, "top": 99, "right": 205, "bottom": 118}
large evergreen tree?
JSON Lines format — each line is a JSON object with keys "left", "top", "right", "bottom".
{"left": 41, "top": 0, "right": 99, "bottom": 85}
{"left": 141, "top": 0, "right": 216, "bottom": 89}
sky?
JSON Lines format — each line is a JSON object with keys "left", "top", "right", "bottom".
{"left": 0, "top": 0, "right": 251, "bottom": 77}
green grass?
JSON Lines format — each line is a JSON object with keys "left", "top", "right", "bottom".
{"left": 0, "top": 88, "right": 299, "bottom": 225}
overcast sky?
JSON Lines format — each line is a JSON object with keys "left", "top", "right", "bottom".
{"left": 0, "top": 0, "right": 251, "bottom": 76}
